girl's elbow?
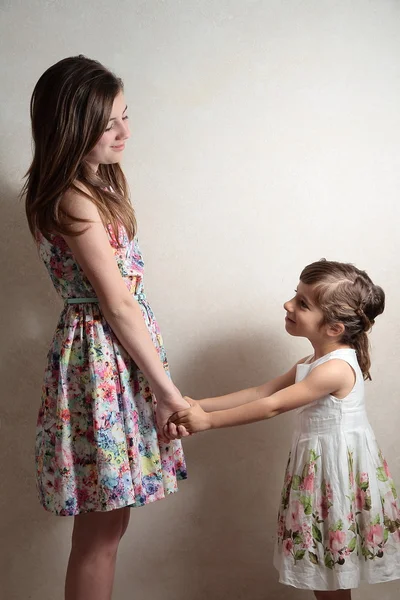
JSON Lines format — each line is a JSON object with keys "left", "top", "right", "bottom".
{"left": 266, "top": 408, "right": 281, "bottom": 419}
{"left": 264, "top": 397, "right": 282, "bottom": 419}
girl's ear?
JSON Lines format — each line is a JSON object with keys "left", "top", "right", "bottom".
{"left": 326, "top": 322, "right": 345, "bottom": 338}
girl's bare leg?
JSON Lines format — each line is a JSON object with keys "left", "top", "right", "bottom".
{"left": 314, "top": 591, "right": 351, "bottom": 600}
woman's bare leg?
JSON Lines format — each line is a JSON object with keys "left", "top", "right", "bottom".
{"left": 65, "top": 507, "right": 130, "bottom": 600}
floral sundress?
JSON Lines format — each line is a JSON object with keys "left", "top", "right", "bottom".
{"left": 35, "top": 226, "right": 187, "bottom": 516}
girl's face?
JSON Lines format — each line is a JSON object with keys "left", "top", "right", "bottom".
{"left": 283, "top": 281, "right": 325, "bottom": 340}
{"left": 85, "top": 91, "right": 130, "bottom": 170}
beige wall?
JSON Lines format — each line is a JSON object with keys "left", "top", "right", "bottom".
{"left": 1, "top": 1, "right": 399, "bottom": 599}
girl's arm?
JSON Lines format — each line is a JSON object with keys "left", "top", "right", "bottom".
{"left": 60, "top": 191, "right": 189, "bottom": 436}
{"left": 170, "top": 359, "right": 350, "bottom": 433}
{"left": 196, "top": 363, "right": 301, "bottom": 412}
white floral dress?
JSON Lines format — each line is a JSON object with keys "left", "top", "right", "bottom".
{"left": 274, "top": 348, "right": 400, "bottom": 590}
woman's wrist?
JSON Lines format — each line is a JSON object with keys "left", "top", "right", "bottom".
{"left": 152, "top": 379, "right": 178, "bottom": 399}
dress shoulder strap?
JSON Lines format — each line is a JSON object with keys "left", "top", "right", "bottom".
{"left": 310, "top": 348, "right": 360, "bottom": 374}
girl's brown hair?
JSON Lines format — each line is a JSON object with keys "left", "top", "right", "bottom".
{"left": 23, "top": 55, "right": 136, "bottom": 242}
{"left": 300, "top": 260, "right": 385, "bottom": 380}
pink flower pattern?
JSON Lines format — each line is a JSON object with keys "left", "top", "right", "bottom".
{"left": 329, "top": 530, "right": 347, "bottom": 553}
{"left": 35, "top": 229, "right": 187, "bottom": 516}
{"left": 276, "top": 448, "right": 400, "bottom": 570}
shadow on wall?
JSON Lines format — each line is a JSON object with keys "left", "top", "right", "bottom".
{"left": 116, "top": 333, "right": 309, "bottom": 600}
{"left": 0, "top": 176, "right": 70, "bottom": 600}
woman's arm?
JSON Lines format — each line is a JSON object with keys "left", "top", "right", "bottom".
{"left": 170, "top": 359, "right": 350, "bottom": 432}
{"left": 60, "top": 191, "right": 189, "bottom": 434}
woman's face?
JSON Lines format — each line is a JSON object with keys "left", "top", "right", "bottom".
{"left": 85, "top": 91, "right": 130, "bottom": 170}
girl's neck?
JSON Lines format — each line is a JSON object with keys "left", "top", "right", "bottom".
{"left": 310, "top": 341, "right": 352, "bottom": 361}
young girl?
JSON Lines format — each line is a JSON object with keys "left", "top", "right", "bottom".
{"left": 23, "top": 55, "right": 189, "bottom": 600}
{"left": 170, "top": 260, "right": 400, "bottom": 599}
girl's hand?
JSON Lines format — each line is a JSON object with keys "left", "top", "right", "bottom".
{"left": 163, "top": 396, "right": 197, "bottom": 440}
{"left": 183, "top": 395, "right": 197, "bottom": 407}
{"left": 168, "top": 401, "right": 212, "bottom": 434}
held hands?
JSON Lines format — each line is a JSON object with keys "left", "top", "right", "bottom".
{"left": 167, "top": 396, "right": 212, "bottom": 434}
{"left": 155, "top": 385, "right": 192, "bottom": 442}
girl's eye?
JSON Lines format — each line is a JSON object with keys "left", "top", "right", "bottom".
{"left": 123, "top": 115, "right": 129, "bottom": 121}
{"left": 105, "top": 123, "right": 114, "bottom": 132}
{"left": 294, "top": 290, "right": 308, "bottom": 309}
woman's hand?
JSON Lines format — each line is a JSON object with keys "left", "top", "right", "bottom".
{"left": 155, "top": 386, "right": 191, "bottom": 441}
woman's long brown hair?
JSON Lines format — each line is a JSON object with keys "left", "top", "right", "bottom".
{"left": 23, "top": 55, "right": 136, "bottom": 242}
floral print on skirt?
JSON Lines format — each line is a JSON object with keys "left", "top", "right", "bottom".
{"left": 273, "top": 349, "right": 400, "bottom": 590}
{"left": 35, "top": 227, "right": 187, "bottom": 516}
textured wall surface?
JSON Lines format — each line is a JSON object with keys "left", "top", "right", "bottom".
{"left": 0, "top": 1, "right": 399, "bottom": 599}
